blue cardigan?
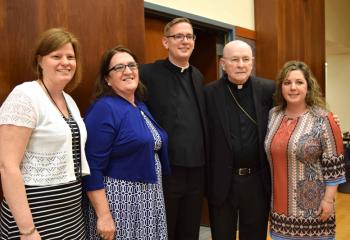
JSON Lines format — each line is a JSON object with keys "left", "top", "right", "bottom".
{"left": 83, "top": 96, "right": 170, "bottom": 191}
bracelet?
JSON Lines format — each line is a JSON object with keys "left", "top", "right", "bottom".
{"left": 19, "top": 226, "right": 36, "bottom": 236}
{"left": 322, "top": 198, "right": 334, "bottom": 204}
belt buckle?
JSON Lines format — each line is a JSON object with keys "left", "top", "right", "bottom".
{"left": 238, "top": 168, "right": 251, "bottom": 176}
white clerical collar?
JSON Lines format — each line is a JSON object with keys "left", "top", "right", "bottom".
{"left": 169, "top": 59, "right": 190, "bottom": 72}
{"left": 227, "top": 76, "right": 249, "bottom": 90}
{"left": 180, "top": 66, "right": 189, "bottom": 73}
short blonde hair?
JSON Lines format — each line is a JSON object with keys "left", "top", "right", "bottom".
{"left": 163, "top": 17, "right": 192, "bottom": 36}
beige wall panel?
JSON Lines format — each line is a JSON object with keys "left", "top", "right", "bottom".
{"left": 145, "top": 0, "right": 255, "bottom": 30}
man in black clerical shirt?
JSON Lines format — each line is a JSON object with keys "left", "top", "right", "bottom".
{"left": 204, "top": 40, "right": 275, "bottom": 240}
{"left": 140, "top": 18, "right": 208, "bottom": 240}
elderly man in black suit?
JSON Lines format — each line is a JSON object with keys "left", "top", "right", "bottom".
{"left": 204, "top": 40, "right": 274, "bottom": 240}
{"left": 140, "top": 17, "right": 208, "bottom": 240}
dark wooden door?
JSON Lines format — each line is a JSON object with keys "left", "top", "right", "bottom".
{"left": 144, "top": 16, "right": 220, "bottom": 83}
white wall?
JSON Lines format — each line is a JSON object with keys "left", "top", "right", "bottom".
{"left": 325, "top": 0, "right": 350, "bottom": 132}
{"left": 144, "top": 0, "right": 255, "bottom": 30}
{"left": 326, "top": 54, "right": 350, "bottom": 132}
{"left": 325, "top": 0, "right": 350, "bottom": 50}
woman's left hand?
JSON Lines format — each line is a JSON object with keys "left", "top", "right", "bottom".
{"left": 97, "top": 213, "right": 116, "bottom": 240}
{"left": 317, "top": 199, "right": 334, "bottom": 222}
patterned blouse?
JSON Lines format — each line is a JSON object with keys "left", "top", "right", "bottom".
{"left": 264, "top": 106, "right": 346, "bottom": 240}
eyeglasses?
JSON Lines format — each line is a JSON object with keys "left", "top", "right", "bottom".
{"left": 108, "top": 62, "right": 138, "bottom": 73}
{"left": 166, "top": 34, "right": 196, "bottom": 41}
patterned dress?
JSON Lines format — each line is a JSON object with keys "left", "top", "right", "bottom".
{"left": 85, "top": 110, "right": 167, "bottom": 240}
{"left": 0, "top": 114, "right": 86, "bottom": 239}
{"left": 264, "top": 107, "right": 346, "bottom": 240}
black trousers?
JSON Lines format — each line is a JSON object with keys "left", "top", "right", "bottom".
{"left": 163, "top": 165, "right": 204, "bottom": 240}
{"left": 209, "top": 172, "right": 269, "bottom": 240}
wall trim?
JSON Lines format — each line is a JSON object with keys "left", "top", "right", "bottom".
{"left": 144, "top": 2, "right": 234, "bottom": 40}
{"left": 235, "top": 26, "right": 256, "bottom": 40}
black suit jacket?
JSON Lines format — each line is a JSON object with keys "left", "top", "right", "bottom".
{"left": 140, "top": 59, "right": 209, "bottom": 167}
{"left": 204, "top": 75, "right": 275, "bottom": 205}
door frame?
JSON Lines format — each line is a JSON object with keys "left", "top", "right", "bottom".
{"left": 144, "top": 2, "right": 235, "bottom": 41}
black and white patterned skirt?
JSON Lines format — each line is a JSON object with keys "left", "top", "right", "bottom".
{"left": 84, "top": 156, "right": 167, "bottom": 240}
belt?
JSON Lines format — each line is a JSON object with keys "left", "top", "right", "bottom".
{"left": 233, "top": 167, "right": 260, "bottom": 176}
